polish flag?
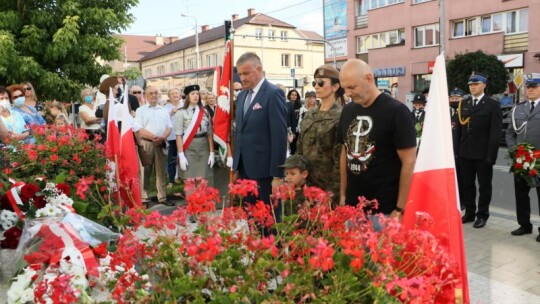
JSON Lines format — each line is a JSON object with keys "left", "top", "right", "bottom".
{"left": 402, "top": 53, "right": 470, "bottom": 303}
{"left": 105, "top": 88, "right": 120, "bottom": 161}
{"left": 117, "top": 86, "right": 142, "bottom": 208}
{"left": 214, "top": 40, "right": 232, "bottom": 159}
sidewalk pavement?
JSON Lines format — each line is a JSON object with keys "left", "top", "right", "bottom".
{"left": 1, "top": 203, "right": 539, "bottom": 303}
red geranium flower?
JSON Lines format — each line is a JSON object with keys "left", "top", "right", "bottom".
{"left": 56, "top": 183, "right": 71, "bottom": 196}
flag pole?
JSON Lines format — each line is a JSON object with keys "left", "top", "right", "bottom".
{"left": 228, "top": 20, "right": 236, "bottom": 205}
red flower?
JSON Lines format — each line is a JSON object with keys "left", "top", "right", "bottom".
{"left": 530, "top": 169, "right": 537, "bottom": 176}
{"left": 33, "top": 196, "right": 47, "bottom": 209}
{"left": 20, "top": 183, "right": 40, "bottom": 201}
{"left": 28, "top": 150, "right": 38, "bottom": 161}
{"left": 56, "top": 183, "right": 71, "bottom": 196}
{"left": 92, "top": 243, "right": 109, "bottom": 258}
{"left": 1, "top": 226, "right": 22, "bottom": 249}
{"left": 514, "top": 163, "right": 523, "bottom": 170}
{"left": 228, "top": 179, "right": 259, "bottom": 198}
{"left": 309, "top": 238, "right": 335, "bottom": 271}
{"left": 50, "top": 154, "right": 59, "bottom": 162}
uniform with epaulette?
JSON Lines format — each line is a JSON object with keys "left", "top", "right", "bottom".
{"left": 458, "top": 72, "right": 502, "bottom": 229}
{"left": 505, "top": 73, "right": 540, "bottom": 241}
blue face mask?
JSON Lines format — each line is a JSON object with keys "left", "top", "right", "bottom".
{"left": 14, "top": 96, "right": 25, "bottom": 107}
{"left": 84, "top": 95, "right": 93, "bottom": 103}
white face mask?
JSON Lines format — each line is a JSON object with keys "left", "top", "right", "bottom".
{"left": 0, "top": 99, "right": 11, "bottom": 112}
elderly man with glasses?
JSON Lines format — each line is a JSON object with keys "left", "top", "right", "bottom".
{"left": 135, "top": 86, "right": 173, "bottom": 206}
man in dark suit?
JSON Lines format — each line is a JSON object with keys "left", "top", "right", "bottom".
{"left": 505, "top": 73, "right": 540, "bottom": 240}
{"left": 459, "top": 72, "right": 502, "bottom": 228}
{"left": 233, "top": 52, "right": 288, "bottom": 209}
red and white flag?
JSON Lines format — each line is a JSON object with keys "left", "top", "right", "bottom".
{"left": 105, "top": 88, "right": 120, "bottom": 161}
{"left": 117, "top": 86, "right": 142, "bottom": 208}
{"left": 402, "top": 53, "right": 470, "bottom": 303}
{"left": 213, "top": 40, "right": 232, "bottom": 159}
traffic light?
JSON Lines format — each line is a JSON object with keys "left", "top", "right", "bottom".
{"left": 224, "top": 20, "right": 231, "bottom": 41}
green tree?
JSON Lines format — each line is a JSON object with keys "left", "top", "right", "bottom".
{"left": 446, "top": 50, "right": 509, "bottom": 95}
{"left": 0, "top": 0, "right": 138, "bottom": 101}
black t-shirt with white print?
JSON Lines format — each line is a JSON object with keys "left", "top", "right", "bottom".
{"left": 337, "top": 93, "right": 416, "bottom": 214}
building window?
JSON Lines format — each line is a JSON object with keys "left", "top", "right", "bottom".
{"left": 268, "top": 29, "right": 275, "bottom": 40}
{"left": 280, "top": 30, "right": 288, "bottom": 41}
{"left": 255, "top": 28, "right": 262, "bottom": 39}
{"left": 481, "top": 16, "right": 491, "bottom": 33}
{"left": 157, "top": 65, "right": 165, "bottom": 75}
{"left": 281, "top": 54, "right": 290, "bottom": 67}
{"left": 414, "top": 24, "right": 439, "bottom": 48}
{"left": 356, "top": 28, "right": 405, "bottom": 54}
{"left": 187, "top": 59, "right": 195, "bottom": 70}
{"left": 413, "top": 0, "right": 433, "bottom": 3}
{"left": 294, "top": 54, "right": 303, "bottom": 68}
{"left": 359, "top": 0, "right": 403, "bottom": 14}
{"left": 144, "top": 69, "right": 152, "bottom": 77}
{"left": 452, "top": 9, "right": 528, "bottom": 38}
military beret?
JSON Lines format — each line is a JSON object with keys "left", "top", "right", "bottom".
{"left": 468, "top": 72, "right": 488, "bottom": 84}
{"left": 525, "top": 73, "right": 540, "bottom": 88}
{"left": 279, "top": 155, "right": 310, "bottom": 171}
{"left": 184, "top": 84, "right": 200, "bottom": 96}
{"left": 412, "top": 93, "right": 426, "bottom": 104}
{"left": 314, "top": 65, "right": 340, "bottom": 79}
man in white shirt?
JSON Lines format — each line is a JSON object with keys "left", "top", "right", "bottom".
{"left": 135, "top": 86, "right": 172, "bottom": 206}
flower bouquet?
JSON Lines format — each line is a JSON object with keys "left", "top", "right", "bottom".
{"left": 508, "top": 142, "right": 540, "bottom": 187}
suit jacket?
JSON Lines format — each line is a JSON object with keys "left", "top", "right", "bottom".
{"left": 506, "top": 100, "right": 540, "bottom": 149}
{"left": 459, "top": 95, "right": 502, "bottom": 161}
{"left": 233, "top": 79, "right": 288, "bottom": 179}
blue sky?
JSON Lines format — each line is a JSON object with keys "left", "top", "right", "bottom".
{"left": 122, "top": 0, "right": 324, "bottom": 38}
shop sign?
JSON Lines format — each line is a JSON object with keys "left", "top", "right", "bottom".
{"left": 373, "top": 66, "right": 405, "bottom": 77}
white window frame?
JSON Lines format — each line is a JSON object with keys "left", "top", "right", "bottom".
{"left": 280, "top": 30, "right": 288, "bottom": 41}
{"left": 452, "top": 9, "right": 528, "bottom": 38}
{"left": 414, "top": 24, "right": 439, "bottom": 48}
{"left": 294, "top": 54, "right": 303, "bottom": 68}
{"left": 157, "top": 65, "right": 165, "bottom": 75}
{"left": 255, "top": 28, "right": 262, "bottom": 39}
{"left": 268, "top": 29, "right": 275, "bottom": 40}
{"left": 281, "top": 54, "right": 290, "bottom": 67}
{"left": 356, "top": 28, "right": 405, "bottom": 54}
{"left": 187, "top": 59, "right": 195, "bottom": 70}
{"left": 144, "top": 69, "right": 152, "bottom": 77}
{"left": 413, "top": 0, "right": 433, "bottom": 3}
{"left": 359, "top": 0, "right": 403, "bottom": 14}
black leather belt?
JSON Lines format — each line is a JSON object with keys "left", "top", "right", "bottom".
{"left": 194, "top": 133, "right": 207, "bottom": 138}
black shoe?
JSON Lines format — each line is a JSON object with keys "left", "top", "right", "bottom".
{"left": 510, "top": 226, "right": 532, "bottom": 236}
{"left": 537, "top": 228, "right": 540, "bottom": 242}
{"left": 473, "top": 218, "right": 487, "bottom": 228}
{"left": 159, "top": 200, "right": 175, "bottom": 207}
{"left": 462, "top": 214, "right": 475, "bottom": 223}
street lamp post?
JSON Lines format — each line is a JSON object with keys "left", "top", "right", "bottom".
{"left": 181, "top": 13, "right": 199, "bottom": 69}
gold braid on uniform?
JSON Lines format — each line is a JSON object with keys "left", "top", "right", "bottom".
{"left": 457, "top": 100, "right": 470, "bottom": 126}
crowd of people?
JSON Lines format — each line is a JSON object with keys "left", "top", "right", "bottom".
{"left": 1, "top": 59, "right": 539, "bottom": 242}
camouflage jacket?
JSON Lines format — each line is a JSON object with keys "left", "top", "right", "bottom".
{"left": 297, "top": 102, "right": 342, "bottom": 196}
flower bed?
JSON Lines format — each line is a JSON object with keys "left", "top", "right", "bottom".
{"left": 3, "top": 178, "right": 460, "bottom": 303}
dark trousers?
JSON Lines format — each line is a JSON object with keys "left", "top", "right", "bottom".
{"left": 237, "top": 157, "right": 282, "bottom": 223}
{"left": 167, "top": 140, "right": 177, "bottom": 184}
{"left": 461, "top": 158, "right": 493, "bottom": 220}
{"left": 513, "top": 174, "right": 540, "bottom": 229}
{"left": 455, "top": 157, "right": 464, "bottom": 207}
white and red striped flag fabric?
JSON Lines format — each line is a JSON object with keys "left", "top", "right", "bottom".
{"left": 402, "top": 53, "right": 470, "bottom": 303}
{"left": 105, "top": 88, "right": 120, "bottom": 161}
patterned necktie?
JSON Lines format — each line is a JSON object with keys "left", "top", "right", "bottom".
{"left": 531, "top": 101, "right": 535, "bottom": 114}
{"left": 243, "top": 90, "right": 253, "bottom": 116}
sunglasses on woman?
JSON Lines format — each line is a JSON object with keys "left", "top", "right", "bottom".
{"left": 25, "top": 87, "right": 32, "bottom": 91}
{"left": 312, "top": 79, "right": 326, "bottom": 87}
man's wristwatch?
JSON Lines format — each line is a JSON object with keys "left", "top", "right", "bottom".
{"left": 394, "top": 206, "right": 404, "bottom": 214}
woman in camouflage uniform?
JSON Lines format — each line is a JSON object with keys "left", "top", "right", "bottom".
{"left": 297, "top": 65, "right": 344, "bottom": 200}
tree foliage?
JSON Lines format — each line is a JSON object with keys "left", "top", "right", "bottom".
{"left": 0, "top": 0, "right": 139, "bottom": 101}
{"left": 447, "top": 50, "right": 509, "bottom": 95}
